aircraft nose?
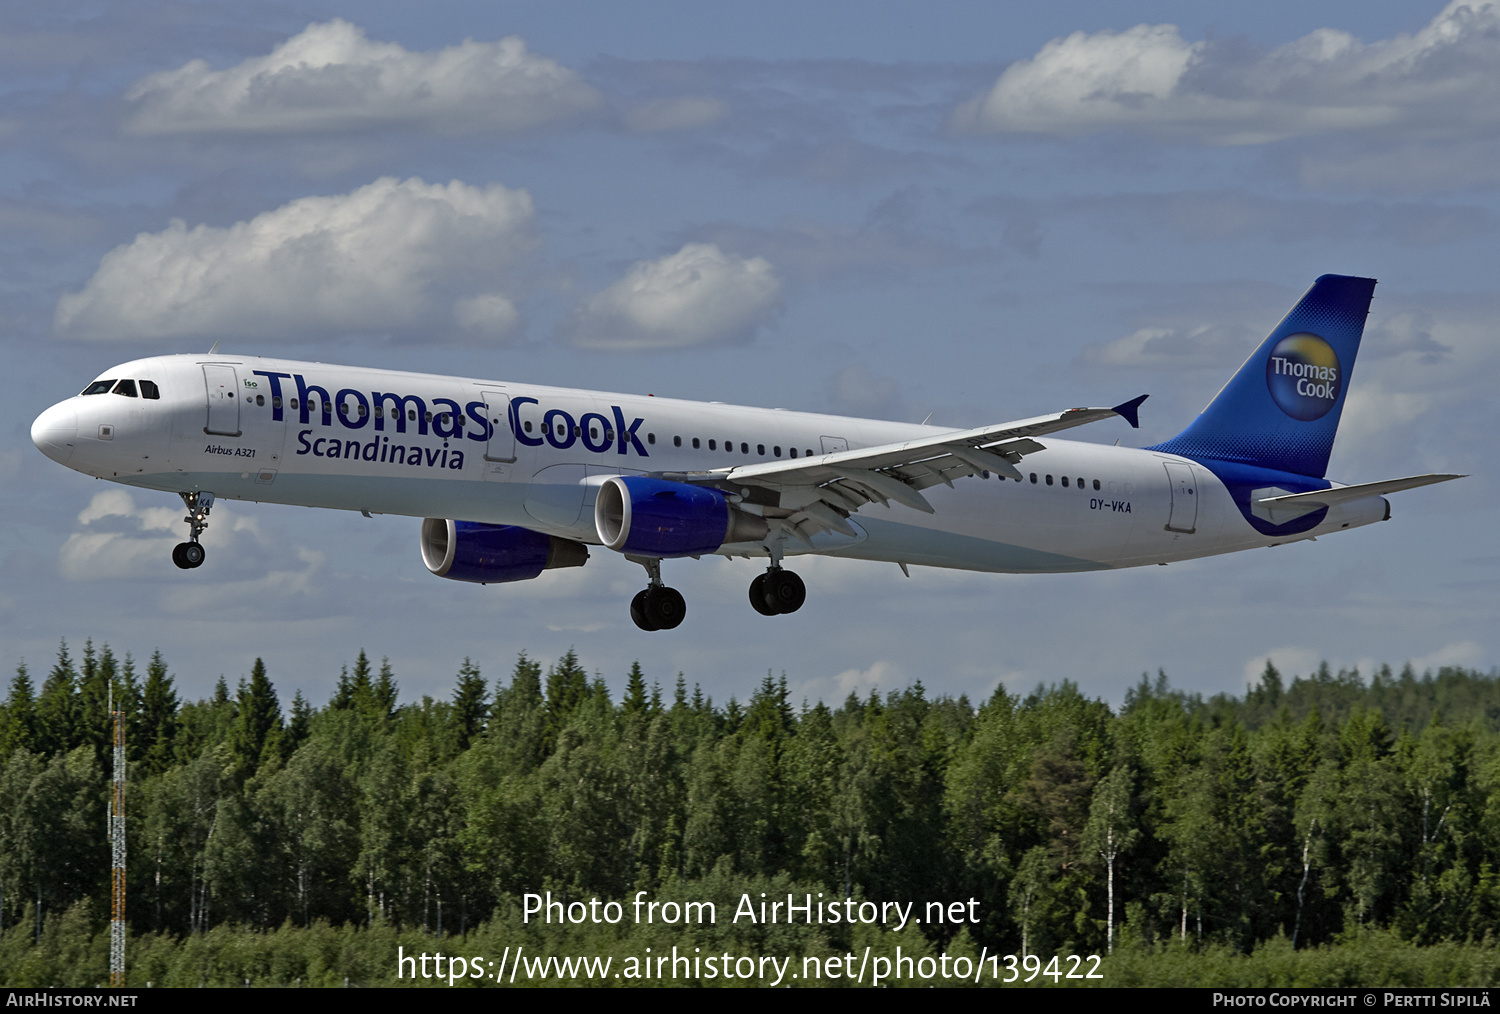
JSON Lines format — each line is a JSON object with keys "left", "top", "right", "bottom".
{"left": 31, "top": 401, "right": 77, "bottom": 465}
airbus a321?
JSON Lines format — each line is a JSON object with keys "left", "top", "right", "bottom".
{"left": 31, "top": 274, "right": 1460, "bottom": 630}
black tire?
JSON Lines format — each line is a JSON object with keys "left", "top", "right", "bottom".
{"left": 630, "top": 590, "right": 658, "bottom": 631}
{"left": 767, "top": 569, "right": 805, "bottom": 613}
{"left": 749, "top": 574, "right": 778, "bottom": 615}
{"left": 182, "top": 542, "right": 206, "bottom": 568}
{"left": 171, "top": 543, "right": 191, "bottom": 570}
{"left": 646, "top": 586, "right": 686, "bottom": 630}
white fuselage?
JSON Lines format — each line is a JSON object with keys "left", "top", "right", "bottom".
{"left": 31, "top": 354, "right": 1390, "bottom": 575}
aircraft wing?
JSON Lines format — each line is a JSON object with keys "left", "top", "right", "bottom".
{"left": 651, "top": 395, "right": 1147, "bottom": 541}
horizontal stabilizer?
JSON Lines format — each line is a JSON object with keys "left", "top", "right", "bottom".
{"left": 1256, "top": 473, "right": 1465, "bottom": 509}
{"left": 1252, "top": 473, "right": 1464, "bottom": 524}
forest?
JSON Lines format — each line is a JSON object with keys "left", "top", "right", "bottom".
{"left": 1, "top": 640, "right": 1499, "bottom": 987}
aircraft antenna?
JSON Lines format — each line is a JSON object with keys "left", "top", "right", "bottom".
{"left": 109, "top": 696, "right": 127, "bottom": 987}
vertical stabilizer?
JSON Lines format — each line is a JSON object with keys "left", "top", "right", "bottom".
{"left": 1147, "top": 274, "right": 1375, "bottom": 478}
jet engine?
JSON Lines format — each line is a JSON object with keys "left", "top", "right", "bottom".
{"left": 420, "top": 519, "right": 588, "bottom": 584}
{"left": 595, "top": 475, "right": 768, "bottom": 557}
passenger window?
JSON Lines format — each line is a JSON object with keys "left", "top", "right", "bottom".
{"left": 112, "top": 379, "right": 137, "bottom": 397}
{"left": 1029, "top": 473, "right": 1037, "bottom": 483}
{"left": 409, "top": 409, "right": 416, "bottom": 421}
{"left": 757, "top": 444, "right": 765, "bottom": 455}
{"left": 1061, "top": 476, "right": 1069, "bottom": 487}
{"left": 806, "top": 449, "right": 813, "bottom": 457}
{"left": 272, "top": 395, "right": 281, "bottom": 409}
{"left": 709, "top": 439, "right": 716, "bottom": 450}
{"left": 256, "top": 395, "right": 264, "bottom": 406}
{"left": 1093, "top": 479, "right": 1101, "bottom": 491}
{"left": 648, "top": 433, "right": 656, "bottom": 444}
{"left": 790, "top": 448, "right": 797, "bottom": 458}
{"left": 1076, "top": 477, "right": 1083, "bottom": 488}
{"left": 692, "top": 437, "right": 700, "bottom": 449}
{"left": 290, "top": 397, "right": 299, "bottom": 409}
{"left": 774, "top": 446, "right": 781, "bottom": 457}
{"left": 673, "top": 435, "right": 682, "bottom": 447}
{"left": 81, "top": 380, "right": 115, "bottom": 396}
{"left": 1046, "top": 475, "right": 1053, "bottom": 485}
{"left": 524, "top": 421, "right": 533, "bottom": 432}
{"left": 140, "top": 380, "right": 160, "bottom": 400}
{"left": 741, "top": 442, "right": 749, "bottom": 454}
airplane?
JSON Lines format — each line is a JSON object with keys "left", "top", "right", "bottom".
{"left": 30, "top": 274, "right": 1461, "bottom": 631}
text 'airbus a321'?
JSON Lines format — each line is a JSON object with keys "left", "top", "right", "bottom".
{"left": 31, "top": 274, "right": 1460, "bottom": 630}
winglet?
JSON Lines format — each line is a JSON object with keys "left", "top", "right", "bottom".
{"left": 1112, "top": 394, "right": 1148, "bottom": 429}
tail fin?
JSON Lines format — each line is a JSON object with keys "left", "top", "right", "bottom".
{"left": 1147, "top": 274, "right": 1375, "bottom": 478}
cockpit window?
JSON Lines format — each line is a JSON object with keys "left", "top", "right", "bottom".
{"left": 140, "top": 380, "right": 160, "bottom": 400}
{"left": 82, "top": 380, "right": 115, "bottom": 395}
{"left": 112, "top": 379, "right": 138, "bottom": 397}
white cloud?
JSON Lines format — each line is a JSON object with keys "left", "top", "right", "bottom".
{"left": 827, "top": 363, "right": 903, "bottom": 419}
{"left": 787, "top": 658, "right": 906, "bottom": 706}
{"left": 1081, "top": 324, "right": 1250, "bottom": 369}
{"left": 54, "top": 176, "right": 535, "bottom": 342}
{"left": 62, "top": 490, "right": 261, "bottom": 581}
{"left": 622, "top": 96, "right": 728, "bottom": 132}
{"left": 124, "top": 20, "right": 600, "bottom": 135}
{"left": 453, "top": 293, "right": 521, "bottom": 338}
{"left": 564, "top": 242, "right": 781, "bottom": 350}
{"left": 1404, "top": 640, "right": 1487, "bottom": 672}
{"left": 953, "top": 1, "right": 1500, "bottom": 145}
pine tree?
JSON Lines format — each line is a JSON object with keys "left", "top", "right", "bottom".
{"left": 452, "top": 659, "right": 486, "bottom": 751}
{"left": 138, "top": 650, "right": 179, "bottom": 776}
{"left": 285, "top": 690, "right": 312, "bottom": 754}
{"left": 622, "top": 662, "right": 649, "bottom": 717}
{"left": 34, "top": 640, "right": 78, "bottom": 757}
{"left": 1, "top": 662, "right": 37, "bottom": 759}
{"left": 371, "top": 657, "right": 398, "bottom": 721}
{"left": 231, "top": 658, "right": 283, "bottom": 779}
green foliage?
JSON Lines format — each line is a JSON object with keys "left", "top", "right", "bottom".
{"left": 2, "top": 646, "right": 1499, "bottom": 986}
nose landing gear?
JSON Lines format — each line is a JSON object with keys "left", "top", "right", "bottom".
{"left": 628, "top": 556, "right": 686, "bottom": 631}
{"left": 172, "top": 491, "right": 214, "bottom": 570}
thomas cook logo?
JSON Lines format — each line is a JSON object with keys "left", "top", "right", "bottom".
{"left": 1266, "top": 333, "right": 1341, "bottom": 421}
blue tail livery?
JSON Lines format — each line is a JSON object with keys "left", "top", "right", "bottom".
{"left": 1148, "top": 273, "right": 1376, "bottom": 479}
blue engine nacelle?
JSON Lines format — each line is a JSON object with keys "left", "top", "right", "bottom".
{"left": 420, "top": 519, "right": 589, "bottom": 584}
{"left": 594, "top": 475, "right": 768, "bottom": 558}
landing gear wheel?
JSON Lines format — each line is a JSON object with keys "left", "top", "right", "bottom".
{"left": 630, "top": 590, "right": 659, "bottom": 631}
{"left": 645, "top": 586, "right": 686, "bottom": 630}
{"left": 174, "top": 492, "right": 214, "bottom": 571}
{"left": 766, "top": 569, "right": 805, "bottom": 614}
{"left": 749, "top": 574, "right": 778, "bottom": 616}
{"left": 172, "top": 542, "right": 205, "bottom": 569}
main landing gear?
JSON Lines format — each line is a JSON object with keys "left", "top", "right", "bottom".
{"left": 625, "top": 551, "right": 807, "bottom": 630}
{"left": 748, "top": 540, "right": 805, "bottom": 617}
{"left": 171, "top": 491, "right": 214, "bottom": 570}
{"left": 629, "top": 557, "right": 686, "bottom": 631}
{"left": 750, "top": 567, "right": 805, "bottom": 616}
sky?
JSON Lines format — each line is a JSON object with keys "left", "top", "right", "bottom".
{"left": 2, "top": 1, "right": 1494, "bottom": 710}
